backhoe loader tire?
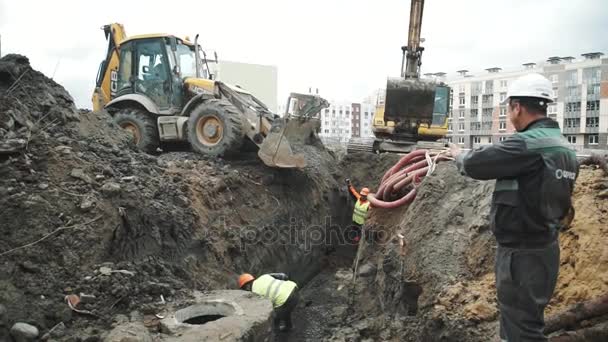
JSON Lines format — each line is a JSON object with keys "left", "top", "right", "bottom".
{"left": 188, "top": 99, "right": 245, "bottom": 157}
{"left": 114, "top": 108, "right": 159, "bottom": 154}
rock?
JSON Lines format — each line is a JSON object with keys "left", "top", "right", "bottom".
{"left": 20, "top": 261, "right": 40, "bottom": 273}
{"left": 79, "top": 197, "right": 96, "bottom": 212}
{"left": 100, "top": 182, "right": 121, "bottom": 196}
{"left": 102, "top": 167, "right": 115, "bottom": 177}
{"left": 70, "top": 169, "right": 94, "bottom": 184}
{"left": 41, "top": 322, "right": 66, "bottom": 340}
{"left": 357, "top": 263, "right": 376, "bottom": 277}
{"left": 121, "top": 176, "right": 136, "bottom": 182}
{"left": 10, "top": 322, "right": 39, "bottom": 342}
{"left": 104, "top": 322, "right": 152, "bottom": 342}
{"left": 38, "top": 183, "right": 49, "bottom": 190}
{"left": 599, "top": 189, "right": 608, "bottom": 199}
{"left": 99, "top": 266, "right": 113, "bottom": 276}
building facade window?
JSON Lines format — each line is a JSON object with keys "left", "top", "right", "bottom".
{"left": 499, "top": 136, "right": 507, "bottom": 142}
{"left": 499, "top": 107, "right": 507, "bottom": 117}
{"left": 482, "top": 108, "right": 493, "bottom": 116}
{"left": 471, "top": 96, "right": 479, "bottom": 106}
{"left": 587, "top": 100, "right": 600, "bottom": 111}
{"left": 500, "top": 80, "right": 508, "bottom": 88}
{"left": 500, "top": 92, "right": 507, "bottom": 102}
{"left": 458, "top": 123, "right": 465, "bottom": 131}
{"left": 471, "top": 109, "right": 479, "bottom": 117}
{"left": 586, "top": 117, "right": 599, "bottom": 128}
{"left": 459, "top": 96, "right": 465, "bottom": 105}
{"left": 473, "top": 136, "right": 481, "bottom": 144}
{"left": 499, "top": 121, "right": 507, "bottom": 131}
{"left": 448, "top": 123, "right": 453, "bottom": 132}
{"left": 567, "top": 135, "right": 577, "bottom": 144}
{"left": 565, "top": 102, "right": 581, "bottom": 112}
{"left": 551, "top": 74, "right": 558, "bottom": 83}
{"left": 589, "top": 134, "right": 599, "bottom": 145}
{"left": 564, "top": 118, "right": 581, "bottom": 128}
{"left": 459, "top": 110, "right": 465, "bottom": 118}
{"left": 458, "top": 136, "right": 465, "bottom": 145}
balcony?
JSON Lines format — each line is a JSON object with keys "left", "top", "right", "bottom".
{"left": 587, "top": 110, "right": 600, "bottom": 118}
{"left": 586, "top": 126, "right": 600, "bottom": 133}
{"left": 584, "top": 78, "right": 601, "bottom": 85}
{"left": 563, "top": 111, "right": 581, "bottom": 118}
{"left": 562, "top": 126, "right": 580, "bottom": 134}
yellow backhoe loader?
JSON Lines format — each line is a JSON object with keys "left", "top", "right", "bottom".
{"left": 347, "top": 0, "right": 450, "bottom": 154}
{"left": 92, "top": 23, "right": 326, "bottom": 168}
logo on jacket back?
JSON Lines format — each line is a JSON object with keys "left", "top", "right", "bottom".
{"left": 555, "top": 169, "right": 576, "bottom": 180}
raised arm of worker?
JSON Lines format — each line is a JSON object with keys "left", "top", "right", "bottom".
{"left": 449, "top": 138, "right": 541, "bottom": 180}
{"left": 345, "top": 178, "right": 361, "bottom": 200}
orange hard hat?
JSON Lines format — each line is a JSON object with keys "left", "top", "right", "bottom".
{"left": 360, "top": 187, "right": 370, "bottom": 196}
{"left": 238, "top": 273, "right": 255, "bottom": 288}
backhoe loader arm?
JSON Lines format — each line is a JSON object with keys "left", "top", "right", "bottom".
{"left": 92, "top": 23, "right": 127, "bottom": 111}
{"left": 403, "top": 0, "right": 425, "bottom": 79}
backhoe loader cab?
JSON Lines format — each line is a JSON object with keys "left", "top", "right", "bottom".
{"left": 92, "top": 23, "right": 322, "bottom": 168}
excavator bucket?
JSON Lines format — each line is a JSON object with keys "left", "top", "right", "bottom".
{"left": 384, "top": 78, "right": 436, "bottom": 123}
{"left": 257, "top": 92, "right": 327, "bottom": 168}
{"left": 258, "top": 118, "right": 307, "bottom": 169}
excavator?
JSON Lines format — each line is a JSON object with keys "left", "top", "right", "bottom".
{"left": 92, "top": 23, "right": 327, "bottom": 168}
{"left": 347, "top": 0, "right": 450, "bottom": 154}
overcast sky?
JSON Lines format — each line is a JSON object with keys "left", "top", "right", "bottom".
{"left": 1, "top": 0, "right": 607, "bottom": 109}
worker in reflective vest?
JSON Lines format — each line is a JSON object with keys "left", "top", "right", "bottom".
{"left": 346, "top": 178, "right": 370, "bottom": 243}
{"left": 238, "top": 273, "right": 300, "bottom": 332}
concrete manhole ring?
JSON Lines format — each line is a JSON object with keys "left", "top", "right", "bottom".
{"left": 175, "top": 300, "right": 244, "bottom": 325}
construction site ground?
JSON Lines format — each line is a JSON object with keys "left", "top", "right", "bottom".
{"left": 1, "top": 54, "right": 608, "bottom": 341}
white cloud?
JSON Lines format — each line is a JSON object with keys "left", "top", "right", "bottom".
{"left": 1, "top": 0, "right": 606, "bottom": 109}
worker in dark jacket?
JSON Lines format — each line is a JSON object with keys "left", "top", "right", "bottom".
{"left": 450, "top": 73, "right": 579, "bottom": 342}
{"left": 238, "top": 273, "right": 299, "bottom": 332}
{"left": 346, "top": 179, "right": 370, "bottom": 244}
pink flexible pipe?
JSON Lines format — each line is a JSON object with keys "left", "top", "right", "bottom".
{"left": 368, "top": 149, "right": 446, "bottom": 208}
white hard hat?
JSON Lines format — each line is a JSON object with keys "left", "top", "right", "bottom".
{"left": 502, "top": 73, "right": 554, "bottom": 105}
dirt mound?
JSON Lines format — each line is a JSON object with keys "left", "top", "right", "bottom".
{"left": 326, "top": 159, "right": 608, "bottom": 341}
{"left": 0, "top": 55, "right": 346, "bottom": 340}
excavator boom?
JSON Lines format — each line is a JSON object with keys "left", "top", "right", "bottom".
{"left": 404, "top": 0, "right": 425, "bottom": 78}
{"left": 92, "top": 23, "right": 127, "bottom": 111}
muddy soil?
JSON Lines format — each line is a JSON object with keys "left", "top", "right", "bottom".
{"left": 0, "top": 54, "right": 351, "bottom": 341}
{"left": 320, "top": 156, "right": 608, "bottom": 341}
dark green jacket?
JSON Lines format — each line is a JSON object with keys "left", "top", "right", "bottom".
{"left": 456, "top": 118, "right": 579, "bottom": 247}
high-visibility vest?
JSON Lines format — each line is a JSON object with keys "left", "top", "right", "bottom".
{"left": 252, "top": 274, "right": 297, "bottom": 308}
{"left": 352, "top": 199, "right": 370, "bottom": 225}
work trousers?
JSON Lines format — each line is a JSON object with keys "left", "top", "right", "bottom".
{"left": 496, "top": 240, "right": 560, "bottom": 342}
{"left": 273, "top": 287, "right": 300, "bottom": 331}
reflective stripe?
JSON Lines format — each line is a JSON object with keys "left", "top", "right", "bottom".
{"left": 270, "top": 280, "right": 284, "bottom": 300}
{"left": 495, "top": 179, "right": 519, "bottom": 192}
{"left": 352, "top": 200, "right": 370, "bottom": 225}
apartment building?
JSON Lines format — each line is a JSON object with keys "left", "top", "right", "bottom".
{"left": 318, "top": 101, "right": 375, "bottom": 144}
{"left": 446, "top": 52, "right": 608, "bottom": 152}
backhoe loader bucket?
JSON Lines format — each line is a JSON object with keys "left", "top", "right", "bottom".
{"left": 384, "top": 78, "right": 436, "bottom": 122}
{"left": 258, "top": 118, "right": 307, "bottom": 169}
